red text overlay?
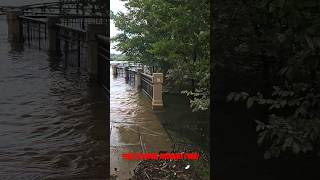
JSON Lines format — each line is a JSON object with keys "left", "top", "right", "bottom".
{"left": 121, "top": 152, "right": 199, "bottom": 160}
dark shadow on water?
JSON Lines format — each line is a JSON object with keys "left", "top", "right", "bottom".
{"left": 155, "top": 93, "right": 210, "bottom": 151}
{"left": 8, "top": 41, "right": 24, "bottom": 54}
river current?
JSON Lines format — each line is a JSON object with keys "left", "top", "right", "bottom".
{"left": 0, "top": 15, "right": 108, "bottom": 179}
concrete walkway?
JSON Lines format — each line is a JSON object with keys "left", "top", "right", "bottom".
{"left": 110, "top": 68, "right": 172, "bottom": 179}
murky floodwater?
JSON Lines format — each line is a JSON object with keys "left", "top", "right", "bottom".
{"left": 0, "top": 15, "right": 108, "bottom": 179}
{"left": 109, "top": 67, "right": 172, "bottom": 179}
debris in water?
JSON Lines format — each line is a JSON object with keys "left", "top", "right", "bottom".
{"left": 131, "top": 159, "right": 199, "bottom": 180}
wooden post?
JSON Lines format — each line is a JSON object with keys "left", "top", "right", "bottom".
{"left": 7, "top": 11, "right": 23, "bottom": 42}
{"left": 86, "top": 24, "right": 106, "bottom": 80}
{"left": 152, "top": 73, "right": 164, "bottom": 110}
{"left": 48, "top": 16, "right": 60, "bottom": 54}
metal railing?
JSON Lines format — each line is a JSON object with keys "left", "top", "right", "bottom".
{"left": 20, "top": 0, "right": 108, "bottom": 18}
{"left": 112, "top": 63, "right": 163, "bottom": 109}
{"left": 115, "top": 66, "right": 125, "bottom": 77}
{"left": 12, "top": 13, "right": 109, "bottom": 93}
{"left": 20, "top": 16, "right": 48, "bottom": 50}
{"left": 56, "top": 23, "right": 87, "bottom": 68}
{"left": 141, "top": 73, "right": 153, "bottom": 100}
{"left": 6, "top": 0, "right": 109, "bottom": 93}
{"left": 127, "top": 69, "right": 136, "bottom": 86}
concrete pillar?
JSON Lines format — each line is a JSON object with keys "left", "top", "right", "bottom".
{"left": 124, "top": 67, "right": 129, "bottom": 82}
{"left": 135, "top": 68, "right": 143, "bottom": 89}
{"left": 86, "top": 24, "right": 106, "bottom": 80}
{"left": 48, "top": 17, "right": 60, "bottom": 53}
{"left": 112, "top": 65, "right": 117, "bottom": 76}
{"left": 152, "top": 73, "right": 164, "bottom": 110}
{"left": 7, "top": 11, "right": 23, "bottom": 42}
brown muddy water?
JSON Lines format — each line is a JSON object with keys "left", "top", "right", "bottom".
{"left": 0, "top": 15, "right": 108, "bottom": 179}
{"left": 109, "top": 65, "right": 210, "bottom": 179}
{"left": 109, "top": 67, "right": 172, "bottom": 179}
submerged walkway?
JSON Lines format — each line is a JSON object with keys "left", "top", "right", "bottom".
{"left": 110, "top": 68, "right": 172, "bottom": 179}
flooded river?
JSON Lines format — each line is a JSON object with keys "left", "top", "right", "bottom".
{"left": 0, "top": 15, "right": 108, "bottom": 179}
{"left": 109, "top": 64, "right": 209, "bottom": 179}
{"left": 109, "top": 67, "right": 172, "bottom": 179}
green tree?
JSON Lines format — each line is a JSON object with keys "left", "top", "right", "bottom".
{"left": 112, "top": 0, "right": 210, "bottom": 112}
{"left": 223, "top": 0, "right": 320, "bottom": 159}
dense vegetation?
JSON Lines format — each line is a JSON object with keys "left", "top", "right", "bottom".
{"left": 215, "top": 0, "right": 320, "bottom": 159}
{"left": 112, "top": 0, "right": 210, "bottom": 112}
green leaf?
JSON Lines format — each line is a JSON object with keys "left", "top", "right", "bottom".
{"left": 264, "top": 151, "right": 272, "bottom": 159}
{"left": 246, "top": 97, "right": 255, "bottom": 109}
{"left": 234, "top": 93, "right": 241, "bottom": 102}
{"left": 227, "top": 92, "right": 235, "bottom": 102}
{"left": 292, "top": 142, "right": 300, "bottom": 154}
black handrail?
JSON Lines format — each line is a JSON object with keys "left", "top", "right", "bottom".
{"left": 141, "top": 73, "right": 153, "bottom": 100}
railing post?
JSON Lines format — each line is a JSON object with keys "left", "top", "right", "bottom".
{"left": 152, "top": 73, "right": 164, "bottom": 110}
{"left": 7, "top": 10, "right": 23, "bottom": 42}
{"left": 135, "top": 68, "right": 143, "bottom": 89}
{"left": 124, "top": 67, "right": 129, "bottom": 82}
{"left": 48, "top": 16, "right": 60, "bottom": 54}
{"left": 86, "top": 24, "right": 106, "bottom": 80}
{"left": 112, "top": 65, "right": 117, "bottom": 76}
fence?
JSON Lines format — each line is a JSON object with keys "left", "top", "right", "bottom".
{"left": 141, "top": 73, "right": 153, "bottom": 100}
{"left": 126, "top": 68, "right": 136, "bottom": 86}
{"left": 113, "top": 64, "right": 163, "bottom": 110}
{"left": 56, "top": 23, "right": 87, "bottom": 68}
{"left": 114, "top": 66, "right": 125, "bottom": 77}
{"left": 20, "top": 16, "right": 48, "bottom": 50}
{"left": 7, "top": 11, "right": 109, "bottom": 93}
{"left": 20, "top": 0, "right": 108, "bottom": 18}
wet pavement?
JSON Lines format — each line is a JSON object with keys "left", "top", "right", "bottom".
{"left": 110, "top": 67, "right": 172, "bottom": 179}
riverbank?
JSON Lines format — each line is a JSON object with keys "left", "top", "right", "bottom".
{"left": 155, "top": 93, "right": 210, "bottom": 179}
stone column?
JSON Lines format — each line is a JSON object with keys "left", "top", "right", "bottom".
{"left": 112, "top": 65, "right": 117, "bottom": 76}
{"left": 7, "top": 11, "right": 23, "bottom": 42}
{"left": 124, "top": 67, "right": 129, "bottom": 82}
{"left": 142, "top": 65, "right": 145, "bottom": 73}
{"left": 135, "top": 68, "right": 143, "bottom": 89}
{"left": 48, "top": 16, "right": 60, "bottom": 54}
{"left": 152, "top": 73, "right": 164, "bottom": 110}
{"left": 86, "top": 24, "right": 106, "bottom": 80}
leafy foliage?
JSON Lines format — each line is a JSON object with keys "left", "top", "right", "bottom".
{"left": 223, "top": 0, "right": 320, "bottom": 159}
{"left": 112, "top": 0, "right": 210, "bottom": 111}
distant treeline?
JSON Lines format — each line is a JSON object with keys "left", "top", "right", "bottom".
{"left": 110, "top": 53, "right": 127, "bottom": 61}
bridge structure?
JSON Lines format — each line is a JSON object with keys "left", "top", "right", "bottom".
{"left": 5, "top": 0, "right": 109, "bottom": 93}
